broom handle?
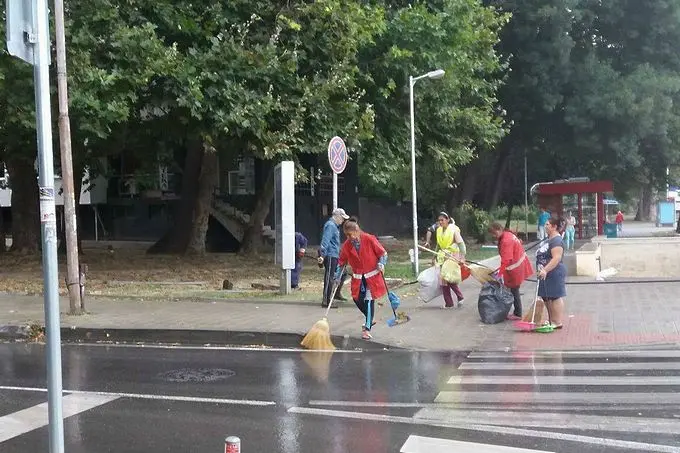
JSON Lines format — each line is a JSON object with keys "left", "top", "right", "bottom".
{"left": 532, "top": 274, "right": 541, "bottom": 324}
{"left": 417, "top": 245, "right": 490, "bottom": 269}
{"left": 324, "top": 265, "right": 346, "bottom": 318}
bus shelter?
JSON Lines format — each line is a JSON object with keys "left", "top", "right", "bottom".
{"left": 530, "top": 178, "right": 614, "bottom": 239}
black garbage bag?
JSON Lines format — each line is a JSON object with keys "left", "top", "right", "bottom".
{"left": 477, "top": 282, "right": 514, "bottom": 324}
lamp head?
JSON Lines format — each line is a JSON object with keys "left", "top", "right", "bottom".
{"left": 427, "top": 69, "right": 445, "bottom": 79}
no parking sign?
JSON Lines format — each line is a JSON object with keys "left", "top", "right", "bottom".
{"left": 327, "top": 136, "right": 348, "bottom": 174}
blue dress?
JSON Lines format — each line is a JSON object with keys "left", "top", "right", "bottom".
{"left": 535, "top": 235, "right": 567, "bottom": 299}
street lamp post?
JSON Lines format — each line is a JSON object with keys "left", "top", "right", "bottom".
{"left": 410, "top": 69, "right": 445, "bottom": 276}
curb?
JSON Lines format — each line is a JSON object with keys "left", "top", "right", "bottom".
{"left": 0, "top": 324, "right": 398, "bottom": 351}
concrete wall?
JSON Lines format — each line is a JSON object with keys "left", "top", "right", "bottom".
{"left": 593, "top": 235, "right": 680, "bottom": 278}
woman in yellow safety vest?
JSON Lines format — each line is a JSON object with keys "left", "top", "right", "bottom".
{"left": 434, "top": 212, "right": 466, "bottom": 308}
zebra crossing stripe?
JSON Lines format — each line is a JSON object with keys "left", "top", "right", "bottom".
{"left": 289, "top": 406, "right": 679, "bottom": 452}
{"left": 433, "top": 391, "right": 680, "bottom": 404}
{"left": 414, "top": 409, "right": 680, "bottom": 435}
{"left": 460, "top": 361, "right": 680, "bottom": 370}
{"left": 0, "top": 393, "right": 118, "bottom": 443}
{"left": 400, "top": 435, "right": 553, "bottom": 453}
{"left": 468, "top": 350, "right": 680, "bottom": 359}
{"left": 447, "top": 375, "right": 680, "bottom": 385}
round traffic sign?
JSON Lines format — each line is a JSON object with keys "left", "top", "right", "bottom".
{"left": 327, "top": 136, "right": 348, "bottom": 174}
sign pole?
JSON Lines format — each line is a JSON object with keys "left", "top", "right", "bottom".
{"left": 34, "top": 0, "right": 65, "bottom": 452}
{"left": 7, "top": 3, "right": 63, "bottom": 449}
{"left": 332, "top": 173, "right": 338, "bottom": 210}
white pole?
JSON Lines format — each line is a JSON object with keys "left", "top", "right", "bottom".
{"left": 332, "top": 172, "right": 338, "bottom": 210}
{"left": 410, "top": 76, "right": 419, "bottom": 276}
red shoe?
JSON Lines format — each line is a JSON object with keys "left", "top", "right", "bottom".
{"left": 506, "top": 314, "right": 522, "bottom": 321}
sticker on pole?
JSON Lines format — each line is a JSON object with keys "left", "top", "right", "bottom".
{"left": 327, "top": 136, "right": 348, "bottom": 174}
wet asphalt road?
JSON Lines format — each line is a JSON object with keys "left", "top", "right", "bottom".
{"left": 1, "top": 343, "right": 680, "bottom": 453}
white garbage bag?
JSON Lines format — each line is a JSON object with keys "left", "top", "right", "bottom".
{"left": 417, "top": 266, "right": 442, "bottom": 303}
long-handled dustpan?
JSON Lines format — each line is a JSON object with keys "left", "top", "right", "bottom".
{"left": 381, "top": 274, "right": 411, "bottom": 327}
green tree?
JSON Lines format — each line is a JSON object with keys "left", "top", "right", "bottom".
{"left": 357, "top": 0, "right": 509, "bottom": 218}
{"left": 135, "top": 0, "right": 382, "bottom": 254}
{"left": 0, "top": 0, "right": 169, "bottom": 252}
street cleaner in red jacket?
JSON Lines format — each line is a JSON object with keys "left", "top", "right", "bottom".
{"left": 335, "top": 219, "right": 388, "bottom": 340}
{"left": 488, "top": 222, "right": 534, "bottom": 320}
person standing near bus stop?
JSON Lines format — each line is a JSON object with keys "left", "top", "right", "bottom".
{"left": 537, "top": 208, "right": 551, "bottom": 240}
{"left": 318, "top": 208, "right": 350, "bottom": 307}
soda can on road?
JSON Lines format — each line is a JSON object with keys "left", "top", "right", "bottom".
{"left": 225, "top": 436, "right": 241, "bottom": 453}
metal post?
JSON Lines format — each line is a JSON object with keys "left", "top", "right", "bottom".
{"left": 524, "top": 151, "right": 528, "bottom": 241}
{"left": 94, "top": 205, "right": 98, "bottom": 241}
{"left": 332, "top": 172, "right": 338, "bottom": 210}
{"left": 33, "top": 0, "right": 65, "bottom": 451}
{"left": 225, "top": 436, "right": 241, "bottom": 453}
{"left": 409, "top": 76, "right": 419, "bottom": 276}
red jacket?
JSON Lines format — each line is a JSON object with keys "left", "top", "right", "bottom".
{"left": 338, "top": 232, "right": 388, "bottom": 301}
{"left": 498, "top": 231, "right": 533, "bottom": 288}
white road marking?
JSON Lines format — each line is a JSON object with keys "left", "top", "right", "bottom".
{"left": 306, "top": 400, "right": 671, "bottom": 411}
{"left": 287, "top": 406, "right": 680, "bottom": 452}
{"left": 414, "top": 408, "right": 680, "bottom": 435}
{"left": 0, "top": 385, "right": 275, "bottom": 406}
{"left": 0, "top": 393, "right": 118, "bottom": 443}
{"left": 460, "top": 361, "right": 680, "bottom": 370}
{"left": 434, "top": 391, "right": 680, "bottom": 404}
{"left": 447, "top": 375, "right": 680, "bottom": 385}
{"left": 400, "top": 435, "right": 553, "bottom": 453}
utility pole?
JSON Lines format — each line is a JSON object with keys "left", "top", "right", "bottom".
{"left": 54, "top": 0, "right": 82, "bottom": 314}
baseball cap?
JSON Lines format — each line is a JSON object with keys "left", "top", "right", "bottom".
{"left": 332, "top": 208, "right": 350, "bottom": 219}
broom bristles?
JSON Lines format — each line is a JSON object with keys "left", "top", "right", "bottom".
{"left": 468, "top": 264, "right": 495, "bottom": 284}
{"left": 522, "top": 298, "right": 546, "bottom": 324}
{"left": 301, "top": 317, "right": 336, "bottom": 350}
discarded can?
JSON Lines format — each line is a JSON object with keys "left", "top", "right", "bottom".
{"left": 225, "top": 436, "right": 241, "bottom": 453}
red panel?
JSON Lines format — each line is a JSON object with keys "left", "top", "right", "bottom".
{"left": 597, "top": 193, "right": 605, "bottom": 235}
{"left": 577, "top": 193, "right": 582, "bottom": 240}
{"left": 536, "top": 180, "right": 613, "bottom": 195}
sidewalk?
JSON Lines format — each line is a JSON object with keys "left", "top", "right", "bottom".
{"left": 2, "top": 255, "right": 680, "bottom": 351}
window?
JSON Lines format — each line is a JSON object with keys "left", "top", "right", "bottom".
{"left": 228, "top": 158, "right": 255, "bottom": 195}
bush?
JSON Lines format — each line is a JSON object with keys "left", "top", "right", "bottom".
{"left": 453, "top": 202, "right": 492, "bottom": 243}
{"left": 490, "top": 204, "right": 539, "bottom": 226}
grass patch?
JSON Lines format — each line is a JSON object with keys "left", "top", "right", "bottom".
{"left": 0, "top": 238, "right": 497, "bottom": 301}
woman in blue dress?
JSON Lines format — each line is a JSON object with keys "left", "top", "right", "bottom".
{"left": 535, "top": 217, "right": 566, "bottom": 329}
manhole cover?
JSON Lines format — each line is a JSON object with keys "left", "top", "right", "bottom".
{"left": 157, "top": 368, "right": 236, "bottom": 383}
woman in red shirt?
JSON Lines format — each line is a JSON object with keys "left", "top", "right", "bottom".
{"left": 488, "top": 222, "right": 534, "bottom": 320}
{"left": 335, "top": 219, "right": 388, "bottom": 340}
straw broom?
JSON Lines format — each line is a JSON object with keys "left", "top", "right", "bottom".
{"left": 301, "top": 276, "right": 343, "bottom": 350}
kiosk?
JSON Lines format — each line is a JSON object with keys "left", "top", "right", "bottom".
{"left": 530, "top": 178, "right": 614, "bottom": 239}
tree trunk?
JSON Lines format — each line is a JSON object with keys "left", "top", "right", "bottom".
{"left": 6, "top": 156, "right": 40, "bottom": 254}
{"left": 0, "top": 206, "right": 5, "bottom": 254}
{"left": 186, "top": 143, "right": 218, "bottom": 255}
{"left": 635, "top": 185, "right": 654, "bottom": 222}
{"left": 147, "top": 139, "right": 203, "bottom": 254}
{"left": 486, "top": 152, "right": 511, "bottom": 211}
{"left": 239, "top": 167, "right": 275, "bottom": 256}
{"left": 448, "top": 163, "right": 479, "bottom": 211}
{"left": 505, "top": 204, "right": 514, "bottom": 230}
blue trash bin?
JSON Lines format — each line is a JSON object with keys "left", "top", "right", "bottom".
{"left": 604, "top": 223, "right": 617, "bottom": 238}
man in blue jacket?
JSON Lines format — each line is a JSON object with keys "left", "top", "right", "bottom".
{"left": 318, "top": 208, "right": 349, "bottom": 307}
